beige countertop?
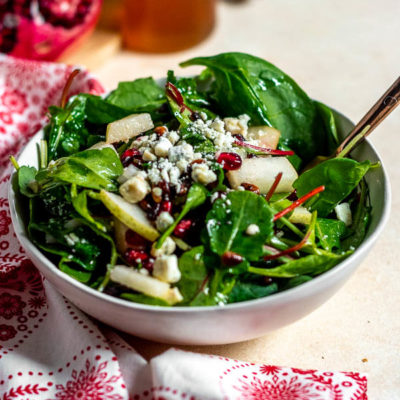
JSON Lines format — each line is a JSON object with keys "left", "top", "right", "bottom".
{"left": 65, "top": 1, "right": 400, "bottom": 397}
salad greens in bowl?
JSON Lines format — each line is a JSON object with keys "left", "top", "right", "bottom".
{"left": 9, "top": 52, "right": 390, "bottom": 344}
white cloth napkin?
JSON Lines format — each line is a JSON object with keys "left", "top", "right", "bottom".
{"left": 0, "top": 55, "right": 368, "bottom": 399}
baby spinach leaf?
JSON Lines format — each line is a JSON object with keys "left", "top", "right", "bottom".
{"left": 205, "top": 191, "right": 274, "bottom": 261}
{"left": 107, "top": 77, "right": 165, "bottom": 111}
{"left": 156, "top": 183, "right": 208, "bottom": 248}
{"left": 46, "top": 94, "right": 89, "bottom": 161}
{"left": 70, "top": 185, "right": 107, "bottom": 232}
{"left": 36, "top": 148, "right": 123, "bottom": 191}
{"left": 293, "top": 158, "right": 371, "bottom": 217}
{"left": 342, "top": 180, "right": 371, "bottom": 250}
{"left": 314, "top": 101, "right": 339, "bottom": 154}
{"left": 177, "top": 246, "right": 209, "bottom": 304}
{"left": 120, "top": 293, "right": 169, "bottom": 306}
{"left": 315, "top": 218, "right": 347, "bottom": 252}
{"left": 181, "top": 52, "right": 325, "bottom": 161}
{"left": 248, "top": 252, "right": 349, "bottom": 278}
{"left": 17, "top": 166, "right": 38, "bottom": 198}
{"left": 85, "top": 95, "right": 131, "bottom": 124}
{"left": 282, "top": 275, "right": 313, "bottom": 289}
{"left": 227, "top": 280, "right": 278, "bottom": 303}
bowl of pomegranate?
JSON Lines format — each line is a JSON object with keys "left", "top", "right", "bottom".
{"left": 9, "top": 52, "right": 390, "bottom": 344}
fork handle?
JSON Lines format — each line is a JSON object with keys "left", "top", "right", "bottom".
{"left": 336, "top": 75, "right": 400, "bottom": 155}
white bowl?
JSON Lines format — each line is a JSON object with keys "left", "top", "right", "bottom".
{"left": 9, "top": 111, "right": 390, "bottom": 345}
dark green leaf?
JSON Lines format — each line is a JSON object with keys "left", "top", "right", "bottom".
{"left": 177, "top": 246, "right": 209, "bottom": 304}
{"left": 181, "top": 52, "right": 325, "bottom": 161}
{"left": 282, "top": 275, "right": 313, "bottom": 289}
{"left": 17, "top": 166, "right": 38, "bottom": 197}
{"left": 107, "top": 77, "right": 165, "bottom": 110}
{"left": 70, "top": 185, "right": 107, "bottom": 232}
{"left": 228, "top": 280, "right": 278, "bottom": 303}
{"left": 314, "top": 101, "right": 339, "bottom": 154}
{"left": 120, "top": 293, "right": 169, "bottom": 306}
{"left": 85, "top": 95, "right": 131, "bottom": 124}
{"left": 46, "top": 95, "right": 89, "bottom": 161}
{"left": 316, "top": 218, "right": 347, "bottom": 251}
{"left": 342, "top": 180, "right": 371, "bottom": 250}
{"left": 205, "top": 191, "right": 274, "bottom": 260}
{"left": 293, "top": 158, "right": 371, "bottom": 217}
{"left": 36, "top": 148, "right": 123, "bottom": 191}
{"left": 248, "top": 253, "right": 349, "bottom": 278}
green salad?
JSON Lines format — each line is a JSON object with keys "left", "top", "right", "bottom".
{"left": 14, "top": 52, "right": 374, "bottom": 306}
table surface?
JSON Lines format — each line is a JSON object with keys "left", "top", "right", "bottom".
{"left": 64, "top": 1, "right": 400, "bottom": 397}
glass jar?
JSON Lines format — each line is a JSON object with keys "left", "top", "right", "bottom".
{"left": 122, "top": 0, "right": 216, "bottom": 53}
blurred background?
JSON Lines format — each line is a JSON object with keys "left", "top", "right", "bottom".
{"left": 1, "top": 1, "right": 399, "bottom": 397}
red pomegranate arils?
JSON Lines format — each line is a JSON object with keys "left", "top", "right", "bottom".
{"left": 125, "top": 249, "right": 149, "bottom": 265}
{"left": 265, "top": 172, "right": 283, "bottom": 202}
{"left": 273, "top": 185, "right": 325, "bottom": 221}
{"left": 160, "top": 200, "right": 172, "bottom": 213}
{"left": 173, "top": 219, "right": 192, "bottom": 238}
{"left": 234, "top": 140, "right": 294, "bottom": 156}
{"left": 264, "top": 230, "right": 312, "bottom": 261}
{"left": 121, "top": 148, "right": 141, "bottom": 167}
{"left": 125, "top": 230, "right": 148, "bottom": 251}
{"left": 217, "top": 152, "right": 242, "bottom": 171}
{"left": 60, "top": 69, "right": 80, "bottom": 108}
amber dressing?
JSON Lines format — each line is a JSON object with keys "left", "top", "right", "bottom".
{"left": 122, "top": 0, "right": 216, "bottom": 53}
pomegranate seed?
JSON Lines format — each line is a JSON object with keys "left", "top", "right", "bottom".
{"left": 173, "top": 219, "right": 192, "bottom": 238}
{"left": 142, "top": 257, "right": 155, "bottom": 272}
{"left": 125, "top": 249, "right": 148, "bottom": 265}
{"left": 241, "top": 182, "right": 260, "bottom": 194}
{"left": 125, "top": 230, "right": 148, "bottom": 251}
{"left": 160, "top": 200, "right": 172, "bottom": 213}
{"left": 121, "top": 148, "right": 141, "bottom": 167}
{"left": 217, "top": 152, "right": 242, "bottom": 171}
{"left": 221, "top": 251, "right": 243, "bottom": 266}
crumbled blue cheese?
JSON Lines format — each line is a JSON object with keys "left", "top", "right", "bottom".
{"left": 153, "top": 255, "right": 181, "bottom": 283}
{"left": 117, "top": 164, "right": 141, "bottom": 184}
{"left": 246, "top": 224, "right": 260, "bottom": 235}
{"left": 151, "top": 236, "right": 176, "bottom": 257}
{"left": 334, "top": 202, "right": 352, "bottom": 226}
{"left": 119, "top": 175, "right": 151, "bottom": 203}
{"left": 156, "top": 211, "right": 174, "bottom": 232}
{"left": 224, "top": 114, "right": 250, "bottom": 135}
{"left": 191, "top": 163, "right": 217, "bottom": 185}
{"left": 154, "top": 137, "right": 173, "bottom": 157}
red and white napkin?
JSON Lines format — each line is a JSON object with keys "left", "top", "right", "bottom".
{"left": 0, "top": 55, "right": 368, "bottom": 400}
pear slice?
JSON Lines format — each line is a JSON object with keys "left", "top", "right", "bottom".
{"left": 106, "top": 113, "right": 154, "bottom": 143}
{"left": 100, "top": 190, "right": 159, "bottom": 241}
{"left": 110, "top": 265, "right": 183, "bottom": 305}
{"left": 227, "top": 157, "right": 298, "bottom": 194}
{"left": 247, "top": 126, "right": 280, "bottom": 149}
{"left": 288, "top": 206, "right": 312, "bottom": 225}
{"left": 113, "top": 217, "right": 129, "bottom": 253}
